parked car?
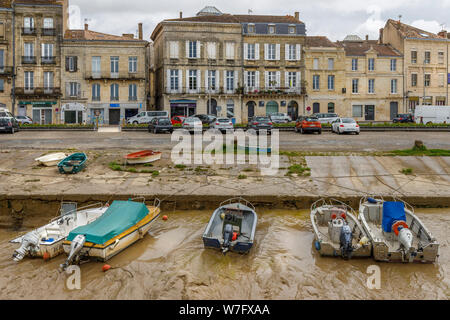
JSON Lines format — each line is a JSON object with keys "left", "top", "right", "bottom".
{"left": 15, "top": 115, "right": 33, "bottom": 125}
{"left": 171, "top": 115, "right": 185, "bottom": 125}
{"left": 331, "top": 118, "right": 360, "bottom": 135}
{"left": 295, "top": 116, "right": 322, "bottom": 134}
{"left": 247, "top": 116, "right": 273, "bottom": 134}
{"left": 393, "top": 113, "right": 414, "bottom": 123}
{"left": 127, "top": 111, "right": 169, "bottom": 124}
{"left": 148, "top": 117, "right": 173, "bottom": 134}
{"left": 0, "top": 117, "right": 20, "bottom": 134}
{"left": 182, "top": 117, "right": 203, "bottom": 133}
{"left": 211, "top": 117, "right": 234, "bottom": 132}
{"left": 194, "top": 114, "right": 217, "bottom": 125}
{"left": 270, "top": 113, "right": 292, "bottom": 123}
{"left": 313, "top": 113, "right": 339, "bottom": 124}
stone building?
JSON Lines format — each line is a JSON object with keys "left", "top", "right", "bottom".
{"left": 0, "top": 1, "right": 13, "bottom": 111}
{"left": 303, "top": 36, "right": 346, "bottom": 116}
{"left": 381, "top": 19, "right": 450, "bottom": 111}
{"left": 336, "top": 35, "right": 404, "bottom": 121}
{"left": 151, "top": 7, "right": 306, "bottom": 123}
{"left": 61, "top": 23, "right": 149, "bottom": 125}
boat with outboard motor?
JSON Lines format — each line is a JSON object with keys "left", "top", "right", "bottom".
{"left": 202, "top": 197, "right": 257, "bottom": 254}
{"left": 10, "top": 202, "right": 109, "bottom": 262}
{"left": 310, "top": 198, "right": 372, "bottom": 259}
{"left": 359, "top": 196, "right": 439, "bottom": 263}
{"left": 60, "top": 198, "right": 161, "bottom": 269}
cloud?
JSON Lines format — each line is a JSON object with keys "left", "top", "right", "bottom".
{"left": 410, "top": 19, "right": 442, "bottom": 33}
{"left": 355, "top": 5, "right": 385, "bottom": 39}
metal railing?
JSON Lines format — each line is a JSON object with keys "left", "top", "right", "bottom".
{"left": 41, "top": 56, "right": 56, "bottom": 64}
{"left": 41, "top": 28, "right": 56, "bottom": 36}
{"left": 22, "top": 56, "right": 36, "bottom": 64}
{"left": 0, "top": 66, "right": 13, "bottom": 75}
{"left": 22, "top": 27, "right": 36, "bottom": 35}
{"left": 164, "top": 86, "right": 304, "bottom": 95}
{"left": 219, "top": 197, "right": 256, "bottom": 212}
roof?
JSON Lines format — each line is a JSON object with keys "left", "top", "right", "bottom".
{"left": 343, "top": 35, "right": 363, "bottom": 42}
{"left": 305, "top": 36, "right": 338, "bottom": 48}
{"left": 1, "top": 0, "right": 64, "bottom": 8}
{"left": 64, "top": 29, "right": 145, "bottom": 42}
{"left": 336, "top": 40, "right": 402, "bottom": 57}
{"left": 165, "top": 13, "right": 303, "bottom": 24}
{"left": 165, "top": 13, "right": 240, "bottom": 24}
{"left": 385, "top": 19, "right": 442, "bottom": 39}
{"left": 196, "top": 6, "right": 222, "bottom": 16}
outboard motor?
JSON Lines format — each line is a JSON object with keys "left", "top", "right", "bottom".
{"left": 340, "top": 224, "right": 353, "bottom": 259}
{"left": 60, "top": 234, "right": 86, "bottom": 270}
{"left": 222, "top": 224, "right": 233, "bottom": 254}
{"left": 392, "top": 221, "right": 415, "bottom": 262}
{"left": 13, "top": 230, "right": 41, "bottom": 262}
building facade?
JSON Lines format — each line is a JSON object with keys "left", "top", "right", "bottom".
{"left": 152, "top": 7, "right": 306, "bottom": 123}
{"left": 0, "top": 1, "right": 13, "bottom": 111}
{"left": 61, "top": 24, "right": 149, "bottom": 125}
{"left": 382, "top": 19, "right": 450, "bottom": 112}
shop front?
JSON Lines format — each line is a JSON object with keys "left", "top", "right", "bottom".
{"left": 170, "top": 99, "right": 196, "bottom": 117}
{"left": 61, "top": 103, "right": 87, "bottom": 124}
{"left": 19, "top": 101, "right": 57, "bottom": 124}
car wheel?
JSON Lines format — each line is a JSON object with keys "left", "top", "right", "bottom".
{"left": 133, "top": 121, "right": 138, "bottom": 124}
{"left": 153, "top": 128, "right": 157, "bottom": 134}
{"left": 10, "top": 127, "right": 14, "bottom": 134}
{"left": 300, "top": 127, "right": 304, "bottom": 134}
{"left": 318, "top": 130, "right": 322, "bottom": 135}
{"left": 295, "top": 126, "right": 299, "bottom": 133}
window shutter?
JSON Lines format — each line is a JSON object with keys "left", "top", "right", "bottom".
{"left": 264, "top": 71, "right": 269, "bottom": 88}
{"left": 186, "top": 70, "right": 189, "bottom": 91}
{"left": 264, "top": 44, "right": 268, "bottom": 60}
{"left": 276, "top": 44, "right": 280, "bottom": 60}
{"left": 65, "top": 56, "right": 69, "bottom": 71}
{"left": 255, "top": 71, "right": 260, "bottom": 89}
{"left": 285, "top": 72, "right": 289, "bottom": 88}
{"left": 65, "top": 82, "right": 70, "bottom": 96}
{"left": 197, "top": 70, "right": 201, "bottom": 92}
{"left": 234, "top": 71, "right": 238, "bottom": 91}
{"left": 76, "top": 83, "right": 81, "bottom": 97}
{"left": 178, "top": 69, "right": 182, "bottom": 93}
{"left": 216, "top": 70, "right": 220, "bottom": 92}
{"left": 296, "top": 72, "right": 301, "bottom": 88}
{"left": 244, "top": 71, "right": 248, "bottom": 87}
{"left": 74, "top": 57, "right": 78, "bottom": 72}
{"left": 255, "top": 44, "right": 260, "bottom": 60}
{"left": 205, "top": 70, "right": 208, "bottom": 90}
{"left": 296, "top": 44, "right": 301, "bottom": 61}
{"left": 197, "top": 41, "right": 201, "bottom": 58}
{"left": 167, "top": 69, "right": 171, "bottom": 92}
{"left": 186, "top": 41, "right": 189, "bottom": 58}
{"left": 224, "top": 71, "right": 227, "bottom": 92}
{"left": 285, "top": 44, "right": 289, "bottom": 61}
{"left": 276, "top": 71, "right": 280, "bottom": 87}
{"left": 244, "top": 43, "right": 248, "bottom": 60}
{"left": 41, "top": 44, "right": 44, "bottom": 57}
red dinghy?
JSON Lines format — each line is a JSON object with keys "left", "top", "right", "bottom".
{"left": 124, "top": 150, "right": 162, "bottom": 164}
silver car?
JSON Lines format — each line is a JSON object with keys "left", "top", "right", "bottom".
{"left": 182, "top": 117, "right": 203, "bottom": 133}
{"left": 15, "top": 115, "right": 33, "bottom": 125}
{"left": 313, "top": 113, "right": 339, "bottom": 124}
{"left": 270, "top": 113, "right": 292, "bottom": 123}
{"left": 211, "top": 117, "right": 234, "bottom": 132}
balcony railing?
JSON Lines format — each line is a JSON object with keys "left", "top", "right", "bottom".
{"left": 41, "top": 56, "right": 56, "bottom": 64}
{"left": 41, "top": 28, "right": 56, "bottom": 36}
{"left": 128, "top": 96, "right": 138, "bottom": 101}
{"left": 0, "top": 66, "right": 13, "bottom": 75}
{"left": 244, "top": 87, "right": 305, "bottom": 96}
{"left": 22, "top": 27, "right": 37, "bottom": 35}
{"left": 15, "top": 87, "right": 61, "bottom": 97}
{"left": 85, "top": 71, "right": 145, "bottom": 80}
{"left": 163, "top": 86, "right": 305, "bottom": 96}
{"left": 22, "top": 56, "right": 37, "bottom": 64}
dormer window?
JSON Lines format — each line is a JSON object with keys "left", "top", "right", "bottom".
{"left": 268, "top": 24, "right": 275, "bottom": 34}
{"left": 289, "top": 25, "right": 296, "bottom": 34}
{"left": 248, "top": 24, "right": 255, "bottom": 33}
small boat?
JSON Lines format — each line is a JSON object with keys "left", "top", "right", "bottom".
{"left": 35, "top": 152, "right": 68, "bottom": 167}
{"left": 58, "top": 153, "right": 87, "bottom": 174}
{"left": 10, "top": 202, "right": 108, "bottom": 261}
{"left": 359, "top": 197, "right": 439, "bottom": 263}
{"left": 311, "top": 198, "right": 372, "bottom": 259}
{"left": 61, "top": 198, "right": 161, "bottom": 269}
{"left": 124, "top": 150, "right": 162, "bottom": 165}
{"left": 202, "top": 197, "right": 257, "bottom": 254}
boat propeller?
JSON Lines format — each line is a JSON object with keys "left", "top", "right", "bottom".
{"left": 60, "top": 234, "right": 86, "bottom": 270}
{"left": 12, "top": 231, "right": 41, "bottom": 262}
{"left": 340, "top": 224, "right": 354, "bottom": 260}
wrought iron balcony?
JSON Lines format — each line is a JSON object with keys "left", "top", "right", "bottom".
{"left": 15, "top": 87, "right": 61, "bottom": 97}
{"left": 41, "top": 28, "right": 56, "bottom": 36}
{"left": 22, "top": 56, "right": 36, "bottom": 64}
{"left": 0, "top": 66, "right": 13, "bottom": 75}
{"left": 22, "top": 27, "right": 36, "bottom": 35}
{"left": 41, "top": 56, "right": 56, "bottom": 64}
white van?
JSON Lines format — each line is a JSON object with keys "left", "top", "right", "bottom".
{"left": 414, "top": 106, "right": 450, "bottom": 124}
{"left": 127, "top": 111, "right": 169, "bottom": 124}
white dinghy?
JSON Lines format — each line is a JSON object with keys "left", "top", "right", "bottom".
{"left": 359, "top": 197, "right": 439, "bottom": 263}
{"left": 311, "top": 198, "right": 372, "bottom": 259}
{"left": 35, "top": 152, "right": 68, "bottom": 167}
{"left": 10, "top": 202, "right": 109, "bottom": 261}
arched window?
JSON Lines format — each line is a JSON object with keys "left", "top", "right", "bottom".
{"left": 266, "top": 101, "right": 279, "bottom": 116}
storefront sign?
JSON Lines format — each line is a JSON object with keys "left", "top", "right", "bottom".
{"left": 19, "top": 101, "right": 56, "bottom": 105}
{"left": 110, "top": 104, "right": 120, "bottom": 108}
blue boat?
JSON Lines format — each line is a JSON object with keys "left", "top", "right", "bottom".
{"left": 202, "top": 198, "right": 257, "bottom": 254}
{"left": 58, "top": 153, "right": 87, "bottom": 174}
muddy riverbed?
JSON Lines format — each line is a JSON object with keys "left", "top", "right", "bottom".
{"left": 0, "top": 209, "right": 448, "bottom": 300}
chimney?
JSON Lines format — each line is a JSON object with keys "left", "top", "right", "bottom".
{"left": 294, "top": 12, "right": 299, "bottom": 20}
{"left": 378, "top": 28, "right": 384, "bottom": 44}
{"left": 138, "top": 23, "right": 143, "bottom": 40}
{"left": 84, "top": 23, "right": 88, "bottom": 31}
{"left": 180, "top": 12, "right": 183, "bottom": 19}
{"left": 438, "top": 30, "right": 447, "bottom": 38}
{"left": 122, "top": 34, "right": 134, "bottom": 39}
{"left": 365, "top": 34, "right": 369, "bottom": 41}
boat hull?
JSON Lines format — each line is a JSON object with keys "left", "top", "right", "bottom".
{"left": 35, "top": 153, "right": 68, "bottom": 167}
{"left": 58, "top": 153, "right": 87, "bottom": 174}
{"left": 125, "top": 153, "right": 161, "bottom": 165}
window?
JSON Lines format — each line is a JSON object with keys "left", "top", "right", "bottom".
{"left": 227, "top": 100, "right": 234, "bottom": 118}
{"left": 411, "top": 73, "right": 417, "bottom": 87}
{"left": 24, "top": 17, "right": 34, "bottom": 29}
{"left": 188, "top": 41, "right": 197, "bottom": 59}
{"left": 313, "top": 75, "right": 320, "bottom": 90}
{"left": 110, "top": 57, "right": 119, "bottom": 74}
{"left": 268, "top": 25, "right": 275, "bottom": 34}
{"left": 289, "top": 26, "right": 296, "bottom": 34}
{"left": 43, "top": 18, "right": 53, "bottom": 29}
{"left": 327, "top": 75, "right": 334, "bottom": 90}
{"left": 368, "top": 58, "right": 375, "bottom": 71}
{"left": 66, "top": 56, "right": 77, "bottom": 72}
{"left": 247, "top": 43, "right": 255, "bottom": 60}
{"left": 424, "top": 74, "right": 431, "bottom": 87}
{"left": 170, "top": 70, "right": 179, "bottom": 92}
{"left": 0, "top": 49, "right": 3, "bottom": 68}
{"left": 0, "top": 79, "right": 3, "bottom": 92}
{"left": 24, "top": 71, "right": 33, "bottom": 90}
{"left": 390, "top": 59, "right": 397, "bottom": 71}
{"left": 352, "top": 79, "right": 359, "bottom": 93}
{"left": 411, "top": 50, "right": 417, "bottom": 64}
{"left": 92, "top": 56, "right": 101, "bottom": 75}
{"left": 226, "top": 71, "right": 235, "bottom": 92}
{"left": 110, "top": 84, "right": 119, "bottom": 100}
{"left": 352, "top": 58, "right": 358, "bottom": 71}
{"left": 43, "top": 72, "right": 53, "bottom": 90}
{"left": 207, "top": 42, "right": 216, "bottom": 59}
{"left": 247, "top": 71, "right": 256, "bottom": 88}
{"left": 352, "top": 105, "right": 363, "bottom": 117}
{"left": 129, "top": 84, "right": 137, "bottom": 101}
{"left": 424, "top": 51, "right": 430, "bottom": 64}
{"left": 328, "top": 103, "right": 335, "bottom": 113}
{"left": 207, "top": 70, "right": 216, "bottom": 91}
{"left": 287, "top": 72, "right": 297, "bottom": 88}
{"left": 128, "top": 57, "right": 137, "bottom": 73}
{"left": 288, "top": 44, "right": 296, "bottom": 61}
{"left": 24, "top": 43, "right": 34, "bottom": 57}
{"left": 436, "top": 97, "right": 446, "bottom": 106}
{"left": 92, "top": 84, "right": 100, "bottom": 101}
{"left": 267, "top": 44, "right": 276, "bottom": 60}
{"left": 267, "top": 71, "right": 277, "bottom": 88}
{"left": 188, "top": 70, "right": 197, "bottom": 90}
{"left": 391, "top": 79, "right": 397, "bottom": 94}
{"left": 41, "top": 43, "right": 53, "bottom": 58}
{"left": 248, "top": 24, "right": 255, "bottom": 33}
{"left": 439, "top": 73, "right": 445, "bottom": 87}
{"left": 313, "top": 58, "right": 319, "bottom": 70}
{"left": 169, "top": 41, "right": 179, "bottom": 59}
{"left": 69, "top": 82, "right": 79, "bottom": 97}
{"left": 226, "top": 42, "right": 235, "bottom": 60}
{"left": 328, "top": 58, "right": 334, "bottom": 70}
{"left": 438, "top": 52, "right": 444, "bottom": 64}
{"left": 368, "top": 79, "right": 375, "bottom": 93}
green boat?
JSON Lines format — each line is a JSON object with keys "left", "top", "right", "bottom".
{"left": 58, "top": 153, "right": 87, "bottom": 174}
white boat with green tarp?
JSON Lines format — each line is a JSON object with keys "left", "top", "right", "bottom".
{"left": 61, "top": 199, "right": 160, "bottom": 269}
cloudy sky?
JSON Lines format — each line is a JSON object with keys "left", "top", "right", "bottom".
{"left": 69, "top": 0, "right": 450, "bottom": 41}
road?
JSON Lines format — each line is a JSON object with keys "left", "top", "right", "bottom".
{"left": 0, "top": 130, "right": 449, "bottom": 152}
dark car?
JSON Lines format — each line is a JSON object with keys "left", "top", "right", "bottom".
{"left": 247, "top": 116, "right": 273, "bottom": 134}
{"left": 194, "top": 114, "right": 216, "bottom": 125}
{"left": 148, "top": 117, "right": 173, "bottom": 134}
{"left": 0, "top": 117, "right": 20, "bottom": 134}
{"left": 393, "top": 114, "right": 414, "bottom": 123}
{"left": 295, "top": 116, "right": 322, "bottom": 134}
